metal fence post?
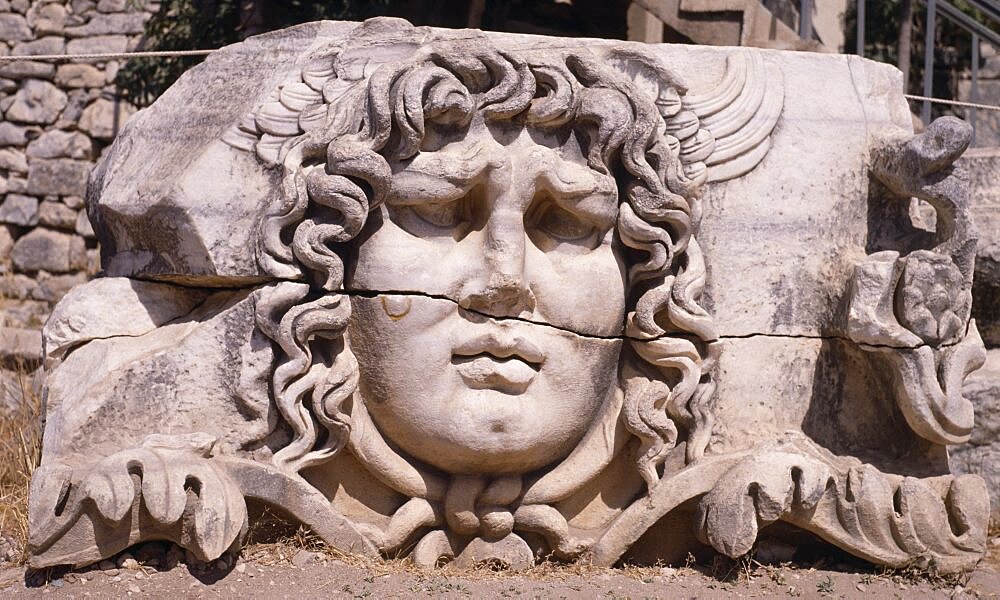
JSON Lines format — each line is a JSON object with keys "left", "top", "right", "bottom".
{"left": 922, "top": 0, "right": 937, "bottom": 124}
{"left": 800, "top": 0, "right": 814, "bottom": 40}
{"left": 971, "top": 33, "right": 978, "bottom": 145}
{"left": 857, "top": 0, "right": 865, "bottom": 55}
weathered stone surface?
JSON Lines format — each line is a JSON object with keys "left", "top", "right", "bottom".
{"left": 10, "top": 36, "right": 65, "bottom": 56}
{"left": 26, "top": 158, "right": 90, "bottom": 196}
{"left": 0, "top": 193, "right": 38, "bottom": 226}
{"left": 27, "top": 19, "right": 991, "bottom": 576}
{"left": 0, "top": 121, "right": 36, "bottom": 146}
{"left": 54, "top": 63, "right": 105, "bottom": 88}
{"left": 27, "top": 2, "right": 67, "bottom": 35}
{"left": 74, "top": 209, "right": 93, "bottom": 238}
{"left": 38, "top": 200, "right": 78, "bottom": 230}
{"left": 0, "top": 298, "right": 50, "bottom": 330}
{"left": 5, "top": 79, "right": 67, "bottom": 124}
{"left": 26, "top": 130, "right": 92, "bottom": 159}
{"left": 63, "top": 12, "right": 146, "bottom": 37}
{"left": 0, "top": 13, "right": 32, "bottom": 41}
{"left": 33, "top": 270, "right": 88, "bottom": 302}
{"left": 64, "top": 34, "right": 129, "bottom": 55}
{"left": 96, "top": 0, "right": 128, "bottom": 11}
{"left": 11, "top": 227, "right": 86, "bottom": 272}
{"left": 55, "top": 88, "right": 96, "bottom": 128}
{"left": 0, "top": 327, "right": 42, "bottom": 365}
{"left": 0, "top": 273, "right": 38, "bottom": 299}
{"left": 0, "top": 223, "right": 14, "bottom": 262}
{"left": 0, "top": 147, "right": 28, "bottom": 172}
{"left": 6, "top": 175, "right": 26, "bottom": 193}
{"left": 78, "top": 96, "right": 135, "bottom": 140}
{"left": 950, "top": 349, "right": 1000, "bottom": 526}
{"left": 0, "top": 60, "right": 55, "bottom": 81}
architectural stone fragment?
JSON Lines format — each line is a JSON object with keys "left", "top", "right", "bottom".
{"left": 28, "top": 18, "right": 991, "bottom": 575}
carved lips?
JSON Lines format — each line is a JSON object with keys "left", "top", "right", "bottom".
{"left": 451, "top": 331, "right": 546, "bottom": 394}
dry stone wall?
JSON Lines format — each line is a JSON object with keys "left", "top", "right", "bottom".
{"left": 0, "top": 0, "right": 151, "bottom": 400}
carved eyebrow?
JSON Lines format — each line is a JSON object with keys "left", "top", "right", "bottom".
{"left": 538, "top": 161, "right": 619, "bottom": 227}
{"left": 385, "top": 142, "right": 493, "bottom": 205}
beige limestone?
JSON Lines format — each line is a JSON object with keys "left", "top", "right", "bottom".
{"left": 26, "top": 18, "right": 991, "bottom": 575}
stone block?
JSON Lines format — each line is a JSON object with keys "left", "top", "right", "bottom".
{"left": 34, "top": 270, "right": 88, "bottom": 302}
{"left": 0, "top": 14, "right": 32, "bottom": 41}
{"left": 38, "top": 200, "right": 77, "bottom": 230}
{"left": 26, "top": 130, "right": 93, "bottom": 159}
{"left": 0, "top": 298, "right": 50, "bottom": 329}
{"left": 0, "top": 122, "right": 36, "bottom": 146}
{"left": 0, "top": 326, "right": 42, "bottom": 363}
{"left": 97, "top": 0, "right": 128, "bottom": 11}
{"left": 24, "top": 19, "right": 995, "bottom": 576}
{"left": 78, "top": 96, "right": 136, "bottom": 140}
{"left": 0, "top": 60, "right": 55, "bottom": 81}
{"left": 74, "top": 209, "right": 94, "bottom": 237}
{"left": 10, "top": 36, "right": 65, "bottom": 56}
{"left": 0, "top": 223, "right": 13, "bottom": 261}
{"left": 63, "top": 12, "right": 147, "bottom": 37}
{"left": 0, "top": 193, "right": 38, "bottom": 226}
{"left": 26, "top": 158, "right": 90, "bottom": 196}
{"left": 55, "top": 88, "right": 96, "bottom": 127}
{"left": 54, "top": 63, "right": 105, "bottom": 88}
{"left": 5, "top": 79, "right": 67, "bottom": 124}
{"left": 6, "top": 175, "right": 26, "bottom": 193}
{"left": 11, "top": 227, "right": 85, "bottom": 272}
{"left": 26, "top": 2, "right": 67, "bottom": 35}
{"left": 0, "top": 147, "right": 28, "bottom": 172}
{"left": 65, "top": 34, "right": 129, "bottom": 55}
{"left": 0, "top": 273, "right": 38, "bottom": 299}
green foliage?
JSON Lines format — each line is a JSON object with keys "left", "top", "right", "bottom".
{"left": 115, "top": 0, "right": 389, "bottom": 107}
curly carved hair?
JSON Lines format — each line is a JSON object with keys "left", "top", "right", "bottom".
{"left": 232, "top": 21, "right": 720, "bottom": 489}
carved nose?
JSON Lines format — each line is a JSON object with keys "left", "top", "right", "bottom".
{"left": 459, "top": 211, "right": 536, "bottom": 318}
{"left": 458, "top": 273, "right": 536, "bottom": 318}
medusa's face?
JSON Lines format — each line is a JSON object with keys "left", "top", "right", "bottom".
{"left": 346, "top": 123, "right": 626, "bottom": 475}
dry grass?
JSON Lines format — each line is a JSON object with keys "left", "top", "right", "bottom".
{"left": 0, "top": 360, "right": 43, "bottom": 565}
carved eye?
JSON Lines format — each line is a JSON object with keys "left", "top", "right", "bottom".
{"left": 536, "top": 204, "right": 594, "bottom": 241}
{"left": 409, "top": 201, "right": 466, "bottom": 229}
{"left": 527, "top": 198, "right": 602, "bottom": 252}
{"left": 388, "top": 193, "right": 480, "bottom": 239}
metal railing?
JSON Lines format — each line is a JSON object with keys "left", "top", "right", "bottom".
{"left": 840, "top": 0, "right": 1000, "bottom": 139}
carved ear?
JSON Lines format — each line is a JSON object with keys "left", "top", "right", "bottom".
{"left": 683, "top": 51, "right": 784, "bottom": 183}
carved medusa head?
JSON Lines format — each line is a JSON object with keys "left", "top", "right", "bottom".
{"left": 221, "top": 17, "right": 779, "bottom": 562}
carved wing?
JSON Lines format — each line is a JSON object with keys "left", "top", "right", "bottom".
{"left": 605, "top": 47, "right": 784, "bottom": 185}
{"left": 683, "top": 51, "right": 784, "bottom": 183}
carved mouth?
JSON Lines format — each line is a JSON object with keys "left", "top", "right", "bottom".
{"left": 451, "top": 334, "right": 546, "bottom": 394}
{"left": 451, "top": 353, "right": 541, "bottom": 394}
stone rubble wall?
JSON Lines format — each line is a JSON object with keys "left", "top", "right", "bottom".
{"left": 0, "top": 0, "right": 152, "bottom": 405}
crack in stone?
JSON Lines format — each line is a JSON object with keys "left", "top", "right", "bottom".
{"left": 119, "top": 276, "right": 961, "bottom": 350}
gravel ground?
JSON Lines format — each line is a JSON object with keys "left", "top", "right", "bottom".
{"left": 1, "top": 538, "right": 998, "bottom": 599}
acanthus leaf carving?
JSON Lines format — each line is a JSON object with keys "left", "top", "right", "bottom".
{"left": 694, "top": 438, "right": 988, "bottom": 573}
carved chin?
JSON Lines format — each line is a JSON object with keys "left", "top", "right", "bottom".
{"left": 361, "top": 386, "right": 612, "bottom": 475}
